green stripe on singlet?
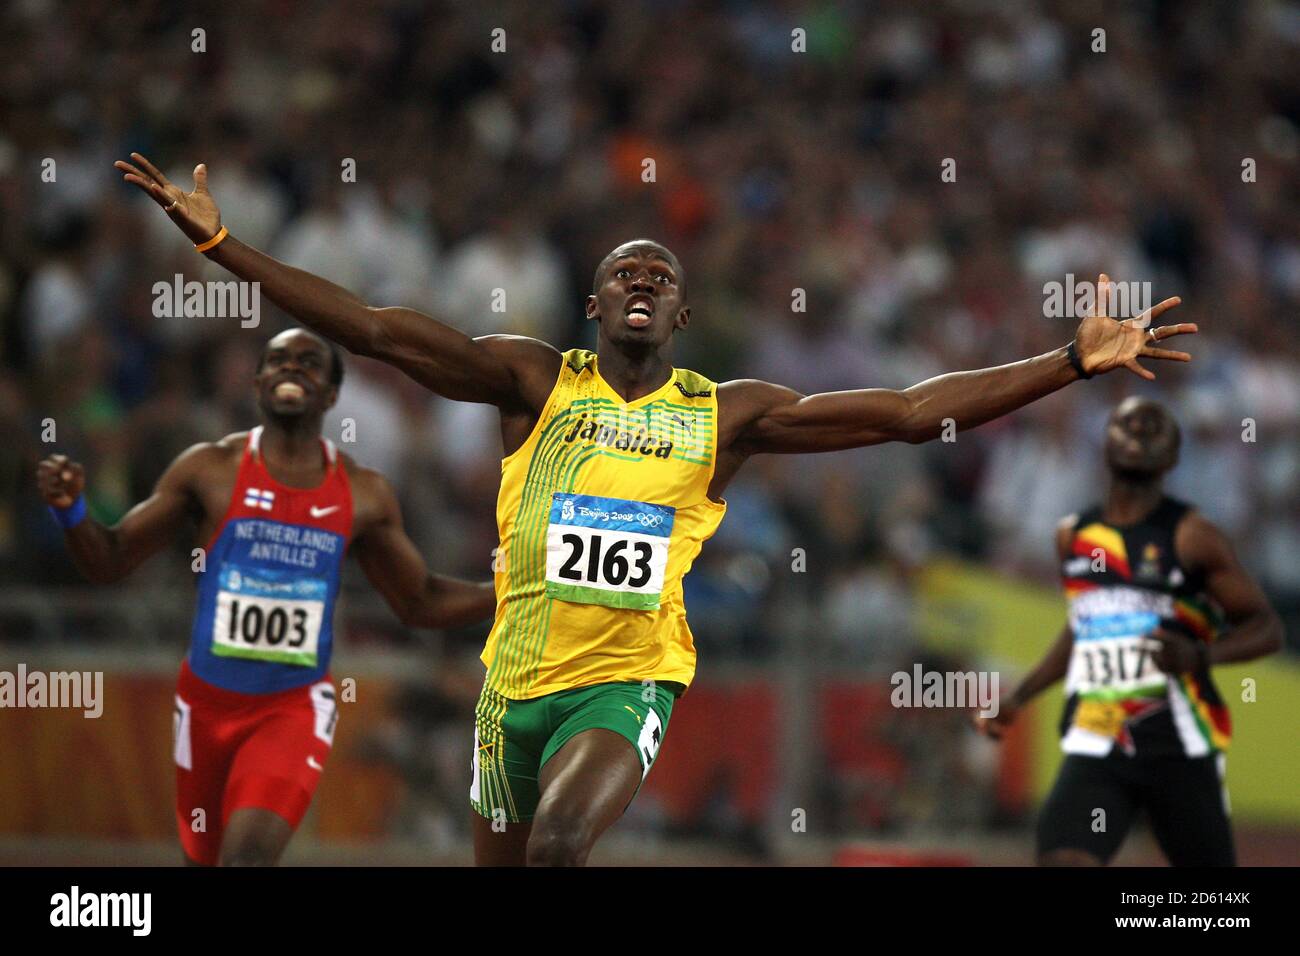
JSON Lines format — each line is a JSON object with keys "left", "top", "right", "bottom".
{"left": 495, "top": 408, "right": 582, "bottom": 687}
{"left": 592, "top": 450, "right": 651, "bottom": 463}
{"left": 585, "top": 447, "right": 712, "bottom": 465}
{"left": 515, "top": 443, "right": 607, "bottom": 689}
{"left": 508, "top": 441, "right": 604, "bottom": 690}
{"left": 490, "top": 410, "right": 571, "bottom": 682}
{"left": 567, "top": 396, "right": 715, "bottom": 421}
{"left": 501, "top": 414, "right": 608, "bottom": 689}
{"left": 657, "top": 398, "right": 714, "bottom": 413}
{"left": 564, "top": 410, "right": 715, "bottom": 433}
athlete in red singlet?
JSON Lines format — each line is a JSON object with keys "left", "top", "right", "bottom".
{"left": 38, "top": 329, "right": 496, "bottom": 865}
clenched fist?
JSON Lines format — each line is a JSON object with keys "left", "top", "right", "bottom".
{"left": 971, "top": 700, "right": 1019, "bottom": 740}
{"left": 37, "top": 454, "right": 85, "bottom": 509}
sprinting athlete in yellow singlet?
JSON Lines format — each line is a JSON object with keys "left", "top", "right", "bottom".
{"left": 121, "top": 150, "right": 1199, "bottom": 865}
{"left": 486, "top": 349, "right": 724, "bottom": 699}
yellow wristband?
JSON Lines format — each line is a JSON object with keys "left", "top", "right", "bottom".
{"left": 195, "top": 226, "right": 229, "bottom": 253}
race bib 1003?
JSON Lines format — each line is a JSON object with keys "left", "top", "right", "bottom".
{"left": 545, "top": 493, "right": 675, "bottom": 611}
{"left": 211, "top": 564, "right": 325, "bottom": 666}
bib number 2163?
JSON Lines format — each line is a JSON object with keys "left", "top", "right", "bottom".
{"left": 545, "top": 493, "right": 674, "bottom": 611}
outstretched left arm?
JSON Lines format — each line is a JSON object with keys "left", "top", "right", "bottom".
{"left": 352, "top": 473, "right": 496, "bottom": 630}
{"left": 728, "top": 275, "right": 1195, "bottom": 455}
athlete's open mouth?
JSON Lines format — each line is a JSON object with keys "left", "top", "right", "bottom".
{"left": 624, "top": 296, "right": 654, "bottom": 328}
{"left": 273, "top": 381, "right": 306, "bottom": 400}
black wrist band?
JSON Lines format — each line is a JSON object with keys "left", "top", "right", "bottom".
{"left": 1196, "top": 641, "right": 1211, "bottom": 671}
{"left": 1066, "top": 339, "right": 1092, "bottom": 379}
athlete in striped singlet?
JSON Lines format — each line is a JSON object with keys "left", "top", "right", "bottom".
{"left": 976, "top": 398, "right": 1283, "bottom": 865}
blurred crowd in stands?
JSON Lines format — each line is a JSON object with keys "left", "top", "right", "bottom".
{"left": 2, "top": 0, "right": 1298, "bottom": 664}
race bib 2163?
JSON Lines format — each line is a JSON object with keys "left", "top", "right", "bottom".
{"left": 544, "top": 493, "right": 675, "bottom": 611}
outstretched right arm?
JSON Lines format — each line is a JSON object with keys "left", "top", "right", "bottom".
{"left": 115, "top": 153, "right": 560, "bottom": 407}
{"left": 36, "top": 445, "right": 213, "bottom": 584}
{"left": 212, "top": 233, "right": 558, "bottom": 406}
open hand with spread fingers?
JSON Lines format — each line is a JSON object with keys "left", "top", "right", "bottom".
{"left": 114, "top": 152, "right": 223, "bottom": 247}
{"left": 1073, "top": 274, "right": 1197, "bottom": 380}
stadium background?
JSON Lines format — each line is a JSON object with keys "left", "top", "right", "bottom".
{"left": 0, "top": 0, "right": 1297, "bottom": 864}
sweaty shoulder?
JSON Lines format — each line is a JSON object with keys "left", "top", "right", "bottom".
{"left": 153, "top": 435, "right": 243, "bottom": 499}
{"left": 475, "top": 334, "right": 563, "bottom": 410}
{"left": 338, "top": 454, "right": 390, "bottom": 499}
{"left": 176, "top": 434, "right": 243, "bottom": 475}
{"left": 337, "top": 454, "right": 399, "bottom": 533}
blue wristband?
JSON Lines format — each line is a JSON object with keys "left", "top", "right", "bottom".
{"left": 49, "top": 495, "right": 88, "bottom": 530}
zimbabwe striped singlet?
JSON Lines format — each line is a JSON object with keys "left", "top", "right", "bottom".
{"left": 1059, "top": 496, "right": 1230, "bottom": 758}
{"left": 482, "top": 349, "right": 726, "bottom": 699}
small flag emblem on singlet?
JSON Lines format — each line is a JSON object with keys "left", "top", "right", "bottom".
{"left": 243, "top": 488, "right": 274, "bottom": 510}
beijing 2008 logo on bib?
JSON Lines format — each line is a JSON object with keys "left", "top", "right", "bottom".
{"left": 561, "top": 499, "right": 576, "bottom": 522}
